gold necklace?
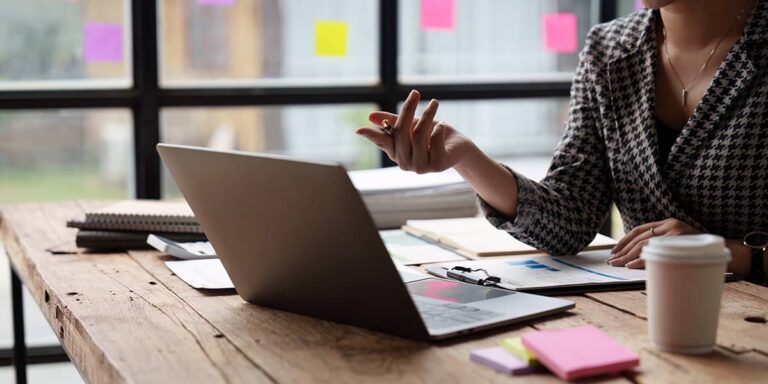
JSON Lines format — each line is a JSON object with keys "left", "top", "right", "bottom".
{"left": 661, "top": 5, "right": 747, "bottom": 107}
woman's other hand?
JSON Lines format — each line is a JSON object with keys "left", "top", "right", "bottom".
{"left": 608, "top": 218, "right": 702, "bottom": 269}
{"left": 355, "top": 90, "right": 477, "bottom": 174}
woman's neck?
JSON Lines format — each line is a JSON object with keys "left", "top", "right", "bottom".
{"left": 659, "top": 0, "right": 753, "bottom": 51}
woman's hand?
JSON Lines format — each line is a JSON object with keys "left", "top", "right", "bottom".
{"left": 608, "top": 218, "right": 702, "bottom": 269}
{"left": 356, "top": 90, "right": 477, "bottom": 173}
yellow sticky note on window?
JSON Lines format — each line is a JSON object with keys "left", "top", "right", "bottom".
{"left": 315, "top": 21, "right": 347, "bottom": 57}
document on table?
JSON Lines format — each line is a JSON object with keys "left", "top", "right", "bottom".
{"left": 165, "top": 259, "right": 234, "bottom": 290}
{"left": 380, "top": 230, "right": 466, "bottom": 265}
{"left": 166, "top": 254, "right": 431, "bottom": 290}
{"left": 430, "top": 250, "right": 648, "bottom": 291}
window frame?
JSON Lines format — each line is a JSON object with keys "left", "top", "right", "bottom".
{"left": 0, "top": 0, "right": 617, "bottom": 199}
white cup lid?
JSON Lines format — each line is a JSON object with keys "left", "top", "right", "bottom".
{"left": 641, "top": 234, "right": 731, "bottom": 264}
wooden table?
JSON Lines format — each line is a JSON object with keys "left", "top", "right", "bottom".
{"left": 2, "top": 201, "right": 767, "bottom": 384}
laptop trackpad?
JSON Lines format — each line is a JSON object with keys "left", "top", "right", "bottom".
{"left": 406, "top": 279, "right": 513, "bottom": 304}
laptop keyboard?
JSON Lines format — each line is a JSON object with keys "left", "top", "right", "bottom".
{"left": 413, "top": 297, "right": 504, "bottom": 330}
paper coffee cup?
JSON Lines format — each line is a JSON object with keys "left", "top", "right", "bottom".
{"left": 641, "top": 234, "right": 731, "bottom": 354}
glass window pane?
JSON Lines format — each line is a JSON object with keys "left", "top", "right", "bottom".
{"left": 399, "top": 0, "right": 599, "bottom": 83}
{"left": 161, "top": 104, "right": 379, "bottom": 197}
{"left": 159, "top": 0, "right": 379, "bottom": 87}
{"left": 0, "top": 109, "right": 134, "bottom": 204}
{"left": 617, "top": 0, "right": 642, "bottom": 17}
{"left": 402, "top": 98, "right": 568, "bottom": 158}
{"left": 0, "top": 0, "right": 131, "bottom": 89}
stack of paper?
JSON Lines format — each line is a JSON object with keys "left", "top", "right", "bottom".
{"left": 348, "top": 167, "right": 478, "bottom": 229}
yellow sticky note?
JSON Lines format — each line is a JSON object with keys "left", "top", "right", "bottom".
{"left": 315, "top": 21, "right": 347, "bottom": 57}
{"left": 501, "top": 337, "right": 538, "bottom": 365}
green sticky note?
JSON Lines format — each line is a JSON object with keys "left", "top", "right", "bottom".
{"left": 501, "top": 336, "right": 538, "bottom": 365}
{"left": 315, "top": 20, "right": 348, "bottom": 57}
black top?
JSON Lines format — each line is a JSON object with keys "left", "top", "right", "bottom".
{"left": 656, "top": 116, "right": 681, "bottom": 168}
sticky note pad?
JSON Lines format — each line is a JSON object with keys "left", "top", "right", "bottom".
{"left": 501, "top": 336, "right": 538, "bottom": 365}
{"left": 315, "top": 21, "right": 348, "bottom": 57}
{"left": 470, "top": 347, "right": 540, "bottom": 375}
{"left": 634, "top": 0, "right": 644, "bottom": 11}
{"left": 83, "top": 22, "right": 123, "bottom": 63}
{"left": 420, "top": 0, "right": 455, "bottom": 31}
{"left": 198, "top": 0, "right": 235, "bottom": 6}
{"left": 521, "top": 325, "right": 639, "bottom": 381}
{"left": 542, "top": 13, "right": 577, "bottom": 53}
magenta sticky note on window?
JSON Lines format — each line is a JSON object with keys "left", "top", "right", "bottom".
{"left": 521, "top": 325, "right": 639, "bottom": 381}
{"left": 420, "top": 0, "right": 455, "bottom": 30}
{"left": 634, "top": 0, "right": 644, "bottom": 11}
{"left": 198, "top": 0, "right": 235, "bottom": 6}
{"left": 542, "top": 13, "right": 577, "bottom": 53}
{"left": 83, "top": 23, "right": 123, "bottom": 63}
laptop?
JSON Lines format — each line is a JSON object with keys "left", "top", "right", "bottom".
{"left": 157, "top": 144, "right": 574, "bottom": 341}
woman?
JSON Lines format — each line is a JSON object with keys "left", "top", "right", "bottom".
{"left": 356, "top": 0, "right": 767, "bottom": 278}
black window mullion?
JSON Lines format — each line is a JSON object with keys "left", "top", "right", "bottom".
{"left": 379, "top": 0, "right": 398, "bottom": 167}
{"left": 600, "top": 0, "right": 618, "bottom": 23}
{"left": 132, "top": 0, "right": 161, "bottom": 199}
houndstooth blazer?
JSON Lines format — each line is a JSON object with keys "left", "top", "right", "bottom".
{"left": 482, "top": 0, "right": 768, "bottom": 256}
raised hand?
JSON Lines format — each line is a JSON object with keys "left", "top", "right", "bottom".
{"left": 355, "top": 90, "right": 476, "bottom": 174}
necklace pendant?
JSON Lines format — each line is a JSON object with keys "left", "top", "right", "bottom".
{"left": 681, "top": 89, "right": 688, "bottom": 107}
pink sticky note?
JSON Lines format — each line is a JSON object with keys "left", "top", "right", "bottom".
{"left": 83, "top": 23, "right": 123, "bottom": 63}
{"left": 470, "top": 347, "right": 541, "bottom": 375}
{"left": 420, "top": 0, "right": 455, "bottom": 31}
{"left": 634, "top": 0, "right": 644, "bottom": 11}
{"left": 198, "top": 0, "right": 235, "bottom": 6}
{"left": 542, "top": 13, "right": 577, "bottom": 53}
{"left": 521, "top": 325, "right": 639, "bottom": 381}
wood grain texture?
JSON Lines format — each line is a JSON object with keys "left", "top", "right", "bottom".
{"left": 3, "top": 201, "right": 767, "bottom": 383}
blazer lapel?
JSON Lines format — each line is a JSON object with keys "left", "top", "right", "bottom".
{"left": 607, "top": 10, "right": 688, "bottom": 221}
{"left": 664, "top": 0, "right": 765, "bottom": 185}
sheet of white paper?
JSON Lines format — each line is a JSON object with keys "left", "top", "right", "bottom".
{"left": 165, "top": 248, "right": 431, "bottom": 290}
{"left": 393, "top": 260, "right": 430, "bottom": 283}
{"left": 439, "top": 250, "right": 646, "bottom": 290}
{"left": 165, "top": 259, "right": 234, "bottom": 289}
{"left": 380, "top": 230, "right": 466, "bottom": 265}
{"left": 349, "top": 167, "right": 466, "bottom": 194}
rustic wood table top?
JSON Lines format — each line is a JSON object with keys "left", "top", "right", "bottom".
{"left": 1, "top": 201, "right": 767, "bottom": 384}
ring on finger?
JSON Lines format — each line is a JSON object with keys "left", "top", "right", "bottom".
{"left": 380, "top": 120, "right": 395, "bottom": 137}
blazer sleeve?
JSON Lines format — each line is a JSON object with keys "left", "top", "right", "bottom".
{"left": 480, "top": 27, "right": 613, "bottom": 256}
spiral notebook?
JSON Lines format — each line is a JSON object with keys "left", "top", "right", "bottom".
{"left": 67, "top": 200, "right": 203, "bottom": 234}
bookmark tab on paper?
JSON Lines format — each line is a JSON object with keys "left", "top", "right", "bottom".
{"left": 542, "top": 13, "right": 577, "bottom": 53}
{"left": 521, "top": 325, "right": 639, "bottom": 381}
{"left": 501, "top": 336, "right": 538, "bottom": 365}
{"left": 420, "top": 0, "right": 455, "bottom": 30}
{"left": 315, "top": 21, "right": 348, "bottom": 57}
{"left": 83, "top": 22, "right": 123, "bottom": 63}
{"left": 470, "top": 347, "right": 539, "bottom": 375}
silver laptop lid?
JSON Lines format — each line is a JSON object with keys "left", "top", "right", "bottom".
{"left": 157, "top": 144, "right": 430, "bottom": 340}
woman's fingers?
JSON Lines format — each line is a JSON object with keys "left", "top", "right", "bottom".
{"left": 625, "top": 258, "right": 645, "bottom": 269}
{"left": 609, "top": 221, "right": 670, "bottom": 263}
{"left": 368, "top": 111, "right": 399, "bottom": 126}
{"left": 393, "top": 90, "right": 421, "bottom": 166}
{"left": 609, "top": 239, "right": 649, "bottom": 267}
{"left": 412, "top": 99, "right": 439, "bottom": 171}
{"left": 611, "top": 219, "right": 667, "bottom": 254}
{"left": 428, "top": 122, "right": 448, "bottom": 170}
{"left": 355, "top": 127, "right": 395, "bottom": 160}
